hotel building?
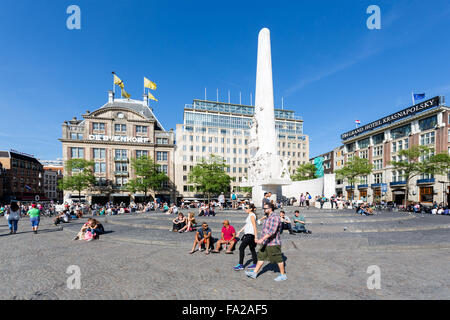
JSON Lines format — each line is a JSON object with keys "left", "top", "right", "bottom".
{"left": 0, "top": 150, "right": 45, "bottom": 203}
{"left": 60, "top": 91, "right": 176, "bottom": 204}
{"left": 41, "top": 160, "right": 64, "bottom": 203}
{"left": 174, "top": 99, "right": 309, "bottom": 201}
{"left": 339, "top": 96, "right": 449, "bottom": 205}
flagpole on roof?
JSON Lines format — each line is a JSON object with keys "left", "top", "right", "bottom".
{"left": 112, "top": 72, "right": 115, "bottom": 95}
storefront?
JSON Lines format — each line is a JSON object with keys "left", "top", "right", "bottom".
{"left": 346, "top": 186, "right": 354, "bottom": 200}
{"left": 419, "top": 186, "right": 434, "bottom": 204}
{"left": 358, "top": 185, "right": 368, "bottom": 202}
{"left": 392, "top": 189, "right": 406, "bottom": 205}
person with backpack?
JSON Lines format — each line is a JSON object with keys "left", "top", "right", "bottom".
{"left": 305, "top": 192, "right": 311, "bottom": 209}
{"left": 5, "top": 202, "right": 21, "bottom": 234}
{"left": 231, "top": 192, "right": 238, "bottom": 209}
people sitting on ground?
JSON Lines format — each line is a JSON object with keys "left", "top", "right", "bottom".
{"left": 76, "top": 208, "right": 83, "bottom": 219}
{"left": 279, "top": 211, "right": 295, "bottom": 235}
{"left": 53, "top": 210, "right": 70, "bottom": 226}
{"left": 292, "top": 210, "right": 312, "bottom": 234}
{"left": 73, "top": 220, "right": 91, "bottom": 241}
{"left": 189, "top": 222, "right": 212, "bottom": 254}
{"left": 357, "top": 203, "right": 373, "bottom": 216}
{"left": 86, "top": 218, "right": 105, "bottom": 240}
{"left": 167, "top": 203, "right": 176, "bottom": 214}
{"left": 163, "top": 203, "right": 170, "bottom": 214}
{"left": 212, "top": 220, "right": 236, "bottom": 254}
{"left": 198, "top": 202, "right": 207, "bottom": 216}
{"left": 172, "top": 212, "right": 186, "bottom": 232}
{"left": 205, "top": 204, "right": 216, "bottom": 217}
{"left": 178, "top": 212, "right": 197, "bottom": 233}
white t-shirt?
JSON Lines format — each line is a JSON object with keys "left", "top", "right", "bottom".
{"left": 243, "top": 213, "right": 256, "bottom": 235}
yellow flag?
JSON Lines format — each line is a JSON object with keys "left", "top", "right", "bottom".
{"left": 147, "top": 92, "right": 158, "bottom": 101}
{"left": 114, "top": 75, "right": 125, "bottom": 89}
{"left": 144, "top": 77, "right": 157, "bottom": 90}
{"left": 121, "top": 89, "right": 131, "bottom": 99}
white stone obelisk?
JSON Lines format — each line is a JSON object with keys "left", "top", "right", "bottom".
{"left": 254, "top": 28, "right": 277, "bottom": 156}
{"left": 241, "top": 28, "right": 291, "bottom": 207}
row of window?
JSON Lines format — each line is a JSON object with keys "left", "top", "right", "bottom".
{"left": 11, "top": 160, "right": 41, "bottom": 171}
{"left": 95, "top": 177, "right": 170, "bottom": 188}
{"left": 350, "top": 131, "right": 436, "bottom": 161}
{"left": 92, "top": 122, "right": 149, "bottom": 134}
{"left": 357, "top": 173, "right": 434, "bottom": 185}
{"left": 182, "top": 134, "right": 306, "bottom": 147}
{"left": 70, "top": 148, "right": 169, "bottom": 162}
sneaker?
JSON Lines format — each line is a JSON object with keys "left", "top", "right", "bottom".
{"left": 245, "top": 271, "right": 257, "bottom": 279}
{"left": 233, "top": 264, "right": 244, "bottom": 271}
{"left": 247, "top": 264, "right": 257, "bottom": 270}
{"left": 274, "top": 274, "right": 288, "bottom": 282}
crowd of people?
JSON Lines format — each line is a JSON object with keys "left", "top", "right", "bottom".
{"left": 185, "top": 200, "right": 314, "bottom": 282}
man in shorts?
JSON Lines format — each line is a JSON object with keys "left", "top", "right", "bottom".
{"left": 245, "top": 202, "right": 287, "bottom": 281}
{"left": 189, "top": 222, "right": 212, "bottom": 255}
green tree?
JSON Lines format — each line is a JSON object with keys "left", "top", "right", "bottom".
{"left": 126, "top": 156, "right": 169, "bottom": 201}
{"left": 391, "top": 145, "right": 450, "bottom": 205}
{"left": 240, "top": 186, "right": 253, "bottom": 197}
{"left": 291, "top": 163, "right": 318, "bottom": 181}
{"left": 335, "top": 157, "right": 373, "bottom": 200}
{"left": 58, "top": 159, "right": 95, "bottom": 202}
{"left": 188, "top": 154, "right": 232, "bottom": 203}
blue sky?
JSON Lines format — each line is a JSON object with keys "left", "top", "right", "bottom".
{"left": 0, "top": 0, "right": 449, "bottom": 160}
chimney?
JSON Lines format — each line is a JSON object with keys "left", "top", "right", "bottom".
{"left": 108, "top": 90, "right": 114, "bottom": 103}
{"left": 143, "top": 94, "right": 148, "bottom": 106}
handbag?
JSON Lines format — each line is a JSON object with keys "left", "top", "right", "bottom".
{"left": 84, "top": 230, "right": 94, "bottom": 241}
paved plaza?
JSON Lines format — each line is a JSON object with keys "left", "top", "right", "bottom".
{"left": 1, "top": 207, "right": 449, "bottom": 300}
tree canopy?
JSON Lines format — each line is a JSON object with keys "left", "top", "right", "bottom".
{"left": 335, "top": 157, "right": 373, "bottom": 199}
{"left": 58, "top": 159, "right": 95, "bottom": 201}
{"left": 390, "top": 145, "right": 450, "bottom": 204}
{"left": 291, "top": 163, "right": 318, "bottom": 181}
{"left": 126, "top": 156, "right": 169, "bottom": 200}
{"left": 188, "top": 154, "right": 232, "bottom": 202}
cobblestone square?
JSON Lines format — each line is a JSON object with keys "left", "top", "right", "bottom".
{"left": 1, "top": 208, "right": 449, "bottom": 300}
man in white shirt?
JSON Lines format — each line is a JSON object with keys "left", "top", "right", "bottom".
{"left": 279, "top": 210, "right": 295, "bottom": 235}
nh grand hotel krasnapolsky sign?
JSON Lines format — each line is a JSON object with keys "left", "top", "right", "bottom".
{"left": 341, "top": 96, "right": 441, "bottom": 141}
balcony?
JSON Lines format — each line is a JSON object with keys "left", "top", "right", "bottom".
{"left": 417, "top": 178, "right": 435, "bottom": 185}
{"left": 114, "top": 171, "right": 129, "bottom": 176}
{"left": 371, "top": 183, "right": 387, "bottom": 188}
{"left": 390, "top": 181, "right": 407, "bottom": 186}
{"left": 345, "top": 186, "right": 354, "bottom": 190}
{"left": 358, "top": 184, "right": 369, "bottom": 189}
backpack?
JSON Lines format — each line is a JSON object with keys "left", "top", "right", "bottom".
{"left": 308, "top": 195, "right": 312, "bottom": 200}
{"left": 232, "top": 194, "right": 236, "bottom": 200}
